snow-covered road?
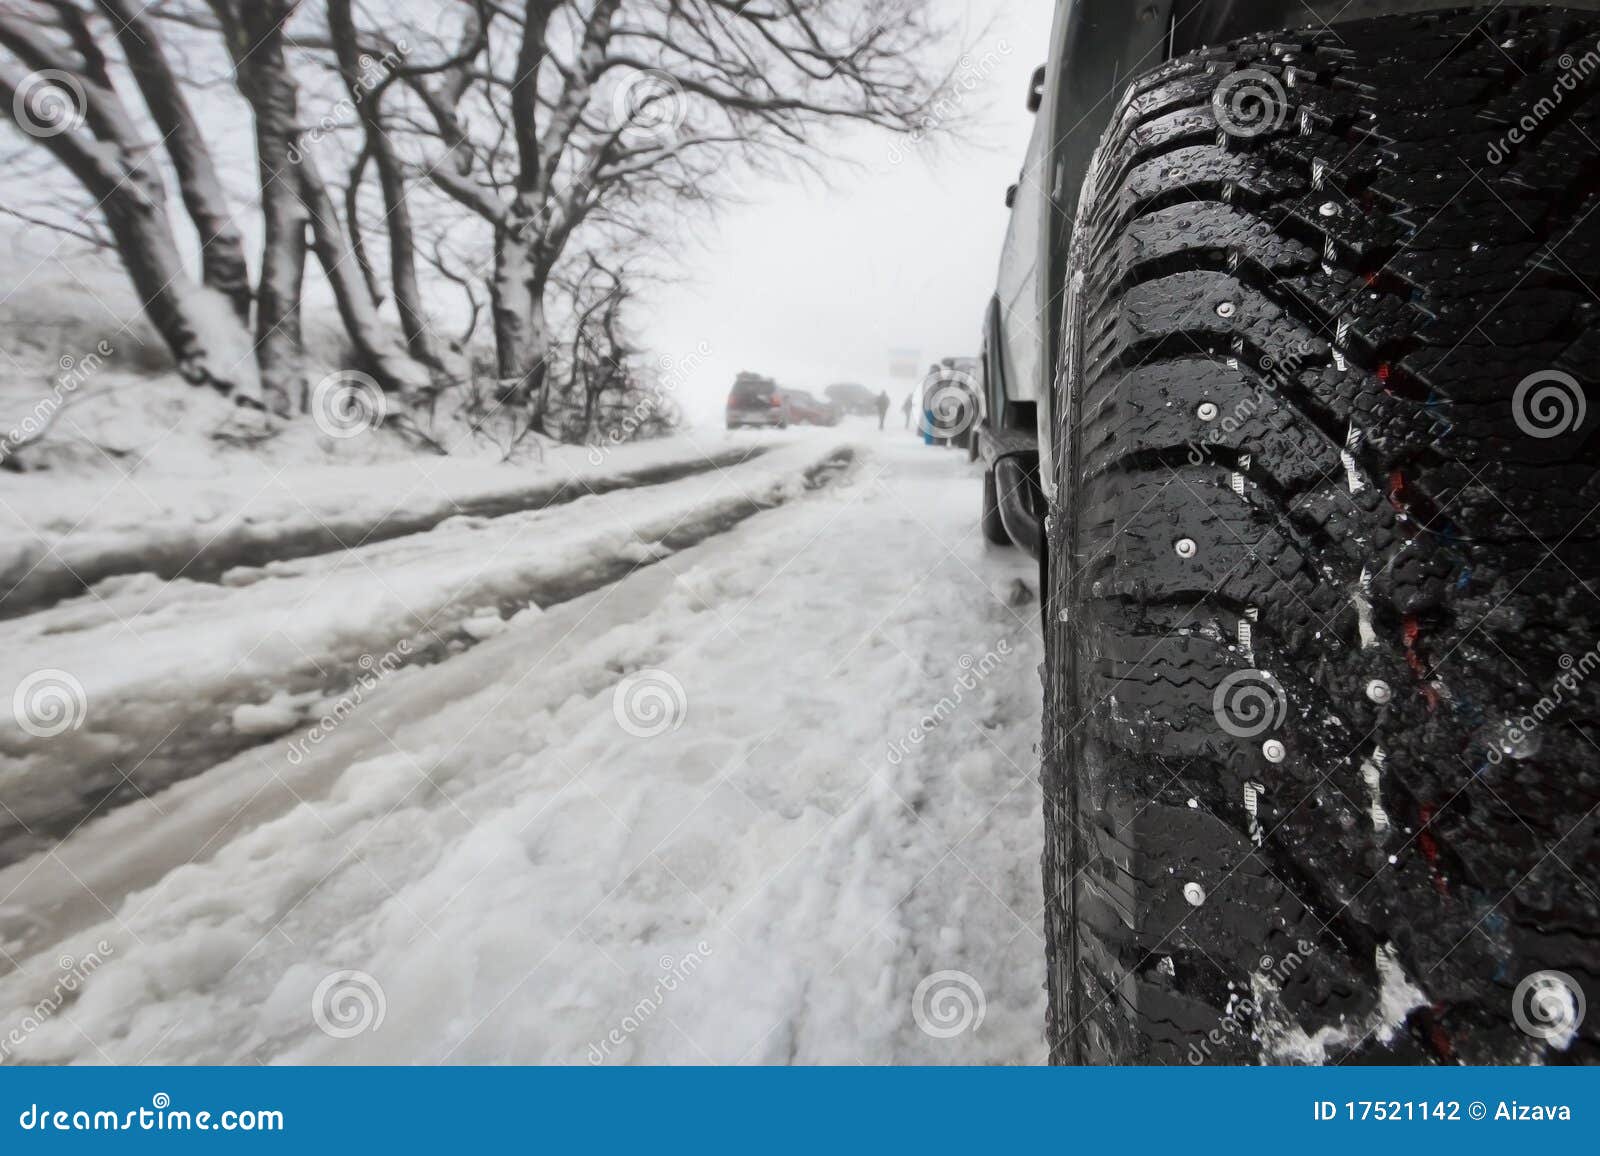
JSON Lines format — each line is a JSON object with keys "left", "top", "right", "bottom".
{"left": 0, "top": 428, "right": 1046, "bottom": 1064}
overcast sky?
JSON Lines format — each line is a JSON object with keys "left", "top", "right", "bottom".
{"left": 640, "top": 0, "right": 1055, "bottom": 425}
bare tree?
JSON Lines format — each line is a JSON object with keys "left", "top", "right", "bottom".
{"left": 0, "top": 0, "right": 260, "bottom": 400}
{"left": 95, "top": 0, "right": 250, "bottom": 319}
{"left": 0, "top": 0, "right": 953, "bottom": 445}
{"left": 207, "top": 0, "right": 435, "bottom": 409}
{"left": 326, "top": 0, "right": 447, "bottom": 373}
{"left": 382, "top": 0, "right": 947, "bottom": 417}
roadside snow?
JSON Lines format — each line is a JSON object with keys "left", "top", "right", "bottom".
{"left": 0, "top": 433, "right": 1046, "bottom": 1064}
{"left": 0, "top": 427, "right": 774, "bottom": 620}
{"left": 0, "top": 437, "right": 850, "bottom": 860}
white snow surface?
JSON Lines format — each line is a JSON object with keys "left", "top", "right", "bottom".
{"left": 0, "top": 431, "right": 1046, "bottom": 1064}
{"left": 0, "top": 415, "right": 769, "bottom": 618}
{"left": 0, "top": 435, "right": 847, "bottom": 848}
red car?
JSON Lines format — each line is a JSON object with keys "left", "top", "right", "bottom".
{"left": 784, "top": 389, "right": 841, "bottom": 427}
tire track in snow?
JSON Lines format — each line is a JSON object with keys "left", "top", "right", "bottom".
{"left": 0, "top": 444, "right": 852, "bottom": 866}
{"left": 0, "top": 446, "right": 771, "bottom": 622}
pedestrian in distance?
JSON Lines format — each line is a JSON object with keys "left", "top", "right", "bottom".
{"left": 875, "top": 390, "right": 890, "bottom": 431}
{"left": 901, "top": 394, "right": 912, "bottom": 429}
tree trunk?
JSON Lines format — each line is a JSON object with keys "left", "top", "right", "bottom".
{"left": 299, "top": 152, "right": 433, "bottom": 395}
{"left": 96, "top": 0, "right": 251, "bottom": 321}
{"left": 326, "top": 0, "right": 445, "bottom": 373}
{"left": 489, "top": 207, "right": 551, "bottom": 406}
{"left": 210, "top": 0, "right": 306, "bottom": 416}
{"left": 0, "top": 27, "right": 259, "bottom": 401}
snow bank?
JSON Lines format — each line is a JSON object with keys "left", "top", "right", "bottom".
{"left": 0, "top": 423, "right": 776, "bottom": 620}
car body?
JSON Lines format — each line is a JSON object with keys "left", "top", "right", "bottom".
{"left": 725, "top": 372, "right": 789, "bottom": 429}
{"left": 785, "top": 389, "right": 843, "bottom": 427}
{"left": 824, "top": 383, "right": 880, "bottom": 416}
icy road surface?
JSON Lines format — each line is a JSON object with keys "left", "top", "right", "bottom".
{"left": 0, "top": 430, "right": 1046, "bottom": 1064}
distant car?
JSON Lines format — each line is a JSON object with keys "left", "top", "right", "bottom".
{"left": 824, "top": 383, "right": 879, "bottom": 417}
{"left": 785, "top": 389, "right": 841, "bottom": 427}
{"left": 725, "top": 373, "right": 789, "bottom": 430}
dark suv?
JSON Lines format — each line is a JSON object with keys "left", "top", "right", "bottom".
{"left": 980, "top": 0, "right": 1600, "bottom": 1066}
{"left": 725, "top": 373, "right": 789, "bottom": 430}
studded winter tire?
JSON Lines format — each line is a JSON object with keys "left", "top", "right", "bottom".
{"left": 1041, "top": 6, "right": 1600, "bottom": 1065}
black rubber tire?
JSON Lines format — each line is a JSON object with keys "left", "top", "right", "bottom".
{"left": 982, "top": 465, "right": 1013, "bottom": 546}
{"left": 1042, "top": 6, "right": 1600, "bottom": 1066}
